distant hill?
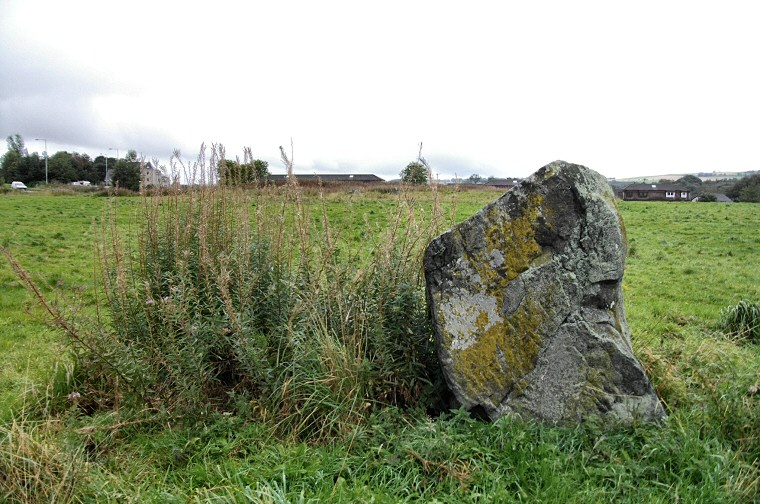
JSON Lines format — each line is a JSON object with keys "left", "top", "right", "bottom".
{"left": 612, "top": 170, "right": 759, "bottom": 184}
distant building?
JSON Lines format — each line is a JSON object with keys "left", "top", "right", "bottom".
{"left": 266, "top": 174, "right": 384, "bottom": 184}
{"left": 483, "top": 178, "right": 521, "bottom": 189}
{"left": 141, "top": 162, "right": 169, "bottom": 188}
{"left": 691, "top": 193, "right": 734, "bottom": 203}
{"left": 104, "top": 161, "right": 169, "bottom": 188}
{"left": 620, "top": 183, "right": 691, "bottom": 201}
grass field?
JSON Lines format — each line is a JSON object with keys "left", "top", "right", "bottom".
{"left": 1, "top": 188, "right": 759, "bottom": 502}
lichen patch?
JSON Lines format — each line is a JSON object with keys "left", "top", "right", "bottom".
{"left": 438, "top": 288, "right": 502, "bottom": 352}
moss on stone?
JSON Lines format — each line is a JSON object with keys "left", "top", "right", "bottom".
{"left": 435, "top": 193, "right": 554, "bottom": 406}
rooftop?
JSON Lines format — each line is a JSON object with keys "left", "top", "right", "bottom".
{"left": 266, "top": 174, "right": 384, "bottom": 183}
{"left": 623, "top": 183, "right": 689, "bottom": 192}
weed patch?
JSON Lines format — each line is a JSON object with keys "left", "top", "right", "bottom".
{"left": 4, "top": 146, "right": 452, "bottom": 443}
{"left": 719, "top": 300, "right": 760, "bottom": 343}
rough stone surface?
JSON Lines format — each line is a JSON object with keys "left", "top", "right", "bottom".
{"left": 423, "top": 161, "right": 665, "bottom": 425}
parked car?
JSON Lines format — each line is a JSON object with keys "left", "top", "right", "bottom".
{"left": 11, "top": 181, "right": 28, "bottom": 190}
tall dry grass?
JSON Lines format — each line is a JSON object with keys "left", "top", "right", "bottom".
{"left": 5, "top": 144, "right": 449, "bottom": 442}
{"left": 0, "top": 418, "right": 87, "bottom": 503}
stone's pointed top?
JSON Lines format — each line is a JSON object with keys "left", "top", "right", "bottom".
{"left": 424, "top": 161, "right": 664, "bottom": 426}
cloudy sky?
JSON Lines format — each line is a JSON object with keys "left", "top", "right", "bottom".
{"left": 1, "top": 1, "right": 759, "bottom": 181}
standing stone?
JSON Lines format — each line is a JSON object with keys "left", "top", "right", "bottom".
{"left": 424, "top": 161, "right": 664, "bottom": 424}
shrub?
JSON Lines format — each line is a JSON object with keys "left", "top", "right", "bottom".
{"left": 697, "top": 193, "right": 717, "bottom": 202}
{"left": 726, "top": 174, "right": 760, "bottom": 202}
{"left": 718, "top": 300, "right": 760, "bottom": 343}
{"left": 6, "top": 145, "right": 447, "bottom": 442}
{"left": 400, "top": 161, "right": 430, "bottom": 185}
{"left": 94, "top": 186, "right": 136, "bottom": 197}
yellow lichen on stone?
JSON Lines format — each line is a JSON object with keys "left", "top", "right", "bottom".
{"left": 435, "top": 192, "right": 558, "bottom": 407}
{"left": 436, "top": 288, "right": 504, "bottom": 352}
{"left": 453, "top": 307, "right": 510, "bottom": 397}
{"left": 453, "top": 296, "right": 545, "bottom": 404}
{"left": 478, "top": 193, "right": 544, "bottom": 285}
{"left": 442, "top": 193, "right": 550, "bottom": 404}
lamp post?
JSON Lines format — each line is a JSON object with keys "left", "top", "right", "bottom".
{"left": 34, "top": 138, "right": 48, "bottom": 184}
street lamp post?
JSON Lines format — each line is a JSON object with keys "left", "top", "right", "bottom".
{"left": 34, "top": 138, "right": 48, "bottom": 184}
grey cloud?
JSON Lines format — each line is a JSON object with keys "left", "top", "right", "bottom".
{"left": 0, "top": 33, "right": 179, "bottom": 160}
{"left": 424, "top": 153, "right": 504, "bottom": 179}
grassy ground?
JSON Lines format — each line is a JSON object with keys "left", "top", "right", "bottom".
{"left": 622, "top": 201, "right": 760, "bottom": 328}
{"left": 1, "top": 190, "right": 759, "bottom": 502}
{"left": 0, "top": 194, "right": 136, "bottom": 418}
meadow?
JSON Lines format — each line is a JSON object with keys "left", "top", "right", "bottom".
{"left": 0, "top": 181, "right": 759, "bottom": 502}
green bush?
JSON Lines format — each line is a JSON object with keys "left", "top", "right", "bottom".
{"left": 726, "top": 174, "right": 760, "bottom": 202}
{"left": 718, "top": 300, "right": 760, "bottom": 343}
{"left": 23, "top": 146, "right": 446, "bottom": 442}
{"left": 696, "top": 192, "right": 717, "bottom": 202}
{"left": 400, "top": 161, "right": 430, "bottom": 185}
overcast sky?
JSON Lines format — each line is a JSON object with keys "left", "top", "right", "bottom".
{"left": 1, "top": 1, "right": 759, "bottom": 181}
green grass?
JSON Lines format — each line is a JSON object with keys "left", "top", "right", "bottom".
{"left": 1, "top": 191, "right": 760, "bottom": 502}
{"left": 622, "top": 201, "right": 760, "bottom": 328}
{"left": 0, "top": 195, "right": 138, "bottom": 418}
{"left": 7, "top": 408, "right": 754, "bottom": 502}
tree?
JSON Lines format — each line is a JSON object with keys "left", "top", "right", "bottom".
{"left": 676, "top": 174, "right": 702, "bottom": 186}
{"left": 676, "top": 175, "right": 703, "bottom": 194}
{"left": 1, "top": 134, "right": 26, "bottom": 183}
{"left": 696, "top": 193, "right": 717, "bottom": 202}
{"left": 0, "top": 151, "right": 43, "bottom": 185}
{"left": 19, "top": 153, "right": 44, "bottom": 184}
{"left": 218, "top": 158, "right": 270, "bottom": 185}
{"left": 400, "top": 161, "right": 429, "bottom": 184}
{"left": 111, "top": 150, "right": 141, "bottom": 191}
{"left": 739, "top": 184, "right": 760, "bottom": 203}
{"left": 92, "top": 156, "right": 109, "bottom": 184}
{"left": 253, "top": 159, "right": 269, "bottom": 181}
{"left": 468, "top": 174, "right": 483, "bottom": 184}
{"left": 70, "top": 153, "right": 94, "bottom": 182}
{"left": 1, "top": 149, "right": 21, "bottom": 183}
{"left": 48, "top": 151, "right": 78, "bottom": 183}
{"left": 727, "top": 174, "right": 760, "bottom": 202}
{"left": 6, "top": 134, "right": 26, "bottom": 156}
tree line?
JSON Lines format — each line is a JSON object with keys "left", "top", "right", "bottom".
{"left": 2, "top": 134, "right": 277, "bottom": 191}
{"left": 663, "top": 174, "right": 760, "bottom": 203}
{"left": 0, "top": 134, "right": 149, "bottom": 190}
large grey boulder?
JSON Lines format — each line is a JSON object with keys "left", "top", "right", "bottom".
{"left": 424, "top": 161, "right": 664, "bottom": 424}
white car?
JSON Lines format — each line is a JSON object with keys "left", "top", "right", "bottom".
{"left": 11, "top": 181, "right": 28, "bottom": 190}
